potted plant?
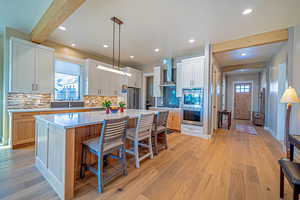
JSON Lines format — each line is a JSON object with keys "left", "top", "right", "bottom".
{"left": 102, "top": 100, "right": 112, "bottom": 114}
{"left": 119, "top": 101, "right": 126, "bottom": 113}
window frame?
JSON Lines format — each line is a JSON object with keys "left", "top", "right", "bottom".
{"left": 54, "top": 59, "right": 84, "bottom": 101}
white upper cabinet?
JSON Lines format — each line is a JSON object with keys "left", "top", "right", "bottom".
{"left": 35, "top": 46, "right": 55, "bottom": 93}
{"left": 84, "top": 59, "right": 124, "bottom": 96}
{"left": 181, "top": 56, "right": 205, "bottom": 89}
{"left": 153, "top": 66, "right": 162, "bottom": 97}
{"left": 10, "top": 38, "right": 54, "bottom": 93}
{"left": 10, "top": 39, "right": 36, "bottom": 92}
{"left": 193, "top": 57, "right": 204, "bottom": 87}
{"left": 84, "top": 60, "right": 101, "bottom": 96}
{"left": 176, "top": 63, "right": 183, "bottom": 97}
{"left": 124, "top": 67, "right": 142, "bottom": 88}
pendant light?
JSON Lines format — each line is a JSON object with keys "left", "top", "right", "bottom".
{"left": 110, "top": 16, "right": 123, "bottom": 68}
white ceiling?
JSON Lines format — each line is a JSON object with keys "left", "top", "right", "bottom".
{"left": 48, "top": 0, "right": 300, "bottom": 67}
{"left": 214, "top": 42, "right": 285, "bottom": 67}
{"left": 0, "top": 0, "right": 53, "bottom": 34}
{"left": 224, "top": 68, "right": 264, "bottom": 75}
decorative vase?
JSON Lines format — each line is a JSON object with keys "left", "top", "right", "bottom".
{"left": 120, "top": 107, "right": 124, "bottom": 113}
{"left": 105, "top": 108, "right": 110, "bottom": 114}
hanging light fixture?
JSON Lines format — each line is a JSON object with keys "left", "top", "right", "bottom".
{"left": 98, "top": 17, "right": 131, "bottom": 76}
{"left": 111, "top": 16, "right": 123, "bottom": 69}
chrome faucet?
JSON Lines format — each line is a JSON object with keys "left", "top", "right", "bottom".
{"left": 68, "top": 97, "right": 73, "bottom": 108}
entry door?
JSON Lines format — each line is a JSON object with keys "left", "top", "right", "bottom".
{"left": 234, "top": 83, "right": 252, "bottom": 120}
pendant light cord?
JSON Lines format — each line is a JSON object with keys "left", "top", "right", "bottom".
{"left": 118, "top": 24, "right": 121, "bottom": 68}
{"left": 112, "top": 20, "right": 115, "bottom": 68}
{"left": 111, "top": 17, "right": 123, "bottom": 68}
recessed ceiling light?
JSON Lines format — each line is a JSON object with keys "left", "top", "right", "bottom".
{"left": 59, "top": 26, "right": 66, "bottom": 31}
{"left": 189, "top": 39, "right": 195, "bottom": 43}
{"left": 154, "top": 48, "right": 160, "bottom": 52}
{"left": 71, "top": 43, "right": 76, "bottom": 47}
{"left": 103, "top": 44, "right": 109, "bottom": 48}
{"left": 242, "top": 8, "right": 253, "bottom": 15}
{"left": 241, "top": 53, "right": 247, "bottom": 56}
{"left": 130, "top": 56, "right": 134, "bottom": 59}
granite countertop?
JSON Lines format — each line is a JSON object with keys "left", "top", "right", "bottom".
{"left": 35, "top": 109, "right": 161, "bottom": 129}
{"left": 7, "top": 106, "right": 104, "bottom": 113}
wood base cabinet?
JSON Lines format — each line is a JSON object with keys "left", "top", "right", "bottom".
{"left": 13, "top": 117, "right": 35, "bottom": 147}
{"left": 10, "top": 108, "right": 99, "bottom": 149}
{"left": 149, "top": 108, "right": 181, "bottom": 131}
{"left": 167, "top": 111, "right": 181, "bottom": 131}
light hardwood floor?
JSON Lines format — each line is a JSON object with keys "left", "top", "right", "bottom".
{"left": 0, "top": 121, "right": 293, "bottom": 200}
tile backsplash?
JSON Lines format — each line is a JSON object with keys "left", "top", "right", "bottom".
{"left": 7, "top": 93, "right": 125, "bottom": 110}
{"left": 7, "top": 93, "right": 51, "bottom": 109}
{"left": 83, "top": 95, "right": 124, "bottom": 107}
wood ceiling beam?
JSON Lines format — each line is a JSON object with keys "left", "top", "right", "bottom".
{"left": 31, "top": 0, "right": 86, "bottom": 43}
{"left": 222, "top": 63, "right": 265, "bottom": 72}
{"left": 212, "top": 29, "right": 288, "bottom": 53}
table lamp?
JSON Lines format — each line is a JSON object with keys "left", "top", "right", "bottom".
{"left": 280, "top": 86, "right": 300, "bottom": 157}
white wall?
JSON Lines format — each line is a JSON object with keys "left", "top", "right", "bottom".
{"left": 211, "top": 55, "right": 222, "bottom": 130}
{"left": 290, "top": 25, "right": 300, "bottom": 134}
{"left": 225, "top": 73, "right": 260, "bottom": 113}
{"left": 0, "top": 33, "right": 3, "bottom": 140}
{"left": 260, "top": 70, "right": 267, "bottom": 89}
{"left": 265, "top": 43, "right": 288, "bottom": 140}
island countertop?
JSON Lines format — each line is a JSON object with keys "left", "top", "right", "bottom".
{"left": 35, "top": 109, "right": 159, "bottom": 129}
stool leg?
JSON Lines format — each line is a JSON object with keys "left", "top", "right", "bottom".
{"left": 294, "top": 186, "right": 300, "bottom": 200}
{"left": 280, "top": 167, "right": 284, "bottom": 199}
{"left": 164, "top": 130, "right": 168, "bottom": 150}
{"left": 80, "top": 145, "right": 86, "bottom": 179}
{"left": 154, "top": 133, "right": 158, "bottom": 155}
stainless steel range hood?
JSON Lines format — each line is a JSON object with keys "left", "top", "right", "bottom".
{"left": 160, "top": 58, "right": 176, "bottom": 87}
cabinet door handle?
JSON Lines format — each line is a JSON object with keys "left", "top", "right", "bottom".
{"left": 36, "top": 84, "right": 38, "bottom": 91}
{"left": 32, "top": 84, "right": 34, "bottom": 91}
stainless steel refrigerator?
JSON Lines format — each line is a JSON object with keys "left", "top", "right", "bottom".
{"left": 127, "top": 87, "right": 140, "bottom": 109}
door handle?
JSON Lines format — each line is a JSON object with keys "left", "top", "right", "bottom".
{"left": 32, "top": 84, "right": 35, "bottom": 91}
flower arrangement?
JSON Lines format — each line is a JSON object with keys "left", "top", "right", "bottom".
{"left": 102, "top": 100, "right": 112, "bottom": 114}
{"left": 119, "top": 101, "right": 126, "bottom": 112}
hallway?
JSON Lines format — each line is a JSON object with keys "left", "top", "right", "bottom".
{"left": 0, "top": 122, "right": 289, "bottom": 200}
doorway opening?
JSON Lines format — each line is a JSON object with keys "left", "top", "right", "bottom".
{"left": 211, "top": 40, "right": 288, "bottom": 138}
{"left": 145, "top": 76, "right": 154, "bottom": 109}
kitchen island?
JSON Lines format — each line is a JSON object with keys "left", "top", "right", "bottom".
{"left": 35, "top": 109, "right": 157, "bottom": 200}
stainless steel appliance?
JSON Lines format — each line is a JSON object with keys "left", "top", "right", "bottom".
{"left": 181, "top": 88, "right": 204, "bottom": 126}
{"left": 127, "top": 87, "right": 140, "bottom": 109}
{"left": 160, "top": 58, "right": 176, "bottom": 87}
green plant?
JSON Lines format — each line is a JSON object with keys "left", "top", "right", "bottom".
{"left": 102, "top": 100, "right": 112, "bottom": 108}
{"left": 119, "top": 101, "right": 126, "bottom": 108}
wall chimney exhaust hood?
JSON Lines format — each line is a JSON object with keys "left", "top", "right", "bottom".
{"left": 160, "top": 58, "right": 176, "bottom": 87}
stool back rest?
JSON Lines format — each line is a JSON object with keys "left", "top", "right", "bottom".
{"left": 100, "top": 116, "right": 129, "bottom": 149}
{"left": 157, "top": 111, "right": 169, "bottom": 127}
{"left": 135, "top": 113, "right": 154, "bottom": 138}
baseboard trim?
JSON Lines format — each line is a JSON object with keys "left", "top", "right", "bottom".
{"left": 264, "top": 126, "right": 276, "bottom": 136}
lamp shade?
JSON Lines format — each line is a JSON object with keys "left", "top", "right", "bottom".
{"left": 280, "top": 87, "right": 300, "bottom": 104}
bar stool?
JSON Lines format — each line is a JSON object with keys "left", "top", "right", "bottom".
{"left": 126, "top": 113, "right": 154, "bottom": 168}
{"left": 152, "top": 110, "right": 169, "bottom": 155}
{"left": 80, "top": 116, "right": 129, "bottom": 193}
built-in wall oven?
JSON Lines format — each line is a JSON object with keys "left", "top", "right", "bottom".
{"left": 181, "top": 88, "right": 204, "bottom": 126}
